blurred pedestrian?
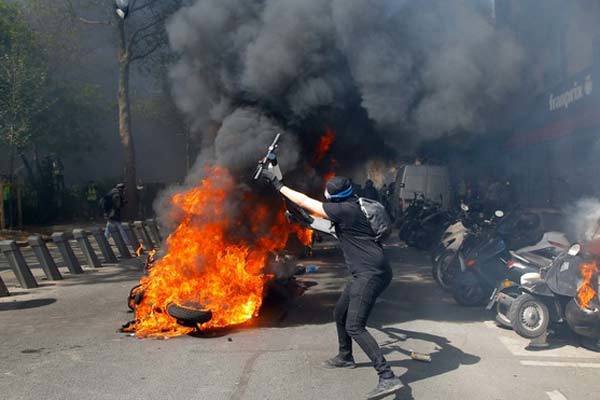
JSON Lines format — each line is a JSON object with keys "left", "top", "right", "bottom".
{"left": 85, "top": 181, "right": 99, "bottom": 220}
{"left": 52, "top": 155, "right": 65, "bottom": 209}
{"left": 102, "top": 183, "right": 129, "bottom": 244}
{"left": 362, "top": 179, "right": 379, "bottom": 201}
{"left": 136, "top": 179, "right": 146, "bottom": 219}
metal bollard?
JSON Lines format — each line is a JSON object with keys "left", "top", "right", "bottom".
{"left": 73, "top": 229, "right": 102, "bottom": 268}
{"left": 134, "top": 221, "right": 154, "bottom": 249}
{"left": 0, "top": 274, "right": 9, "bottom": 296}
{"left": 51, "top": 232, "right": 84, "bottom": 274}
{"left": 0, "top": 240, "right": 38, "bottom": 288}
{"left": 28, "top": 236, "right": 62, "bottom": 280}
{"left": 89, "top": 227, "right": 118, "bottom": 264}
{"left": 107, "top": 223, "right": 131, "bottom": 259}
{"left": 121, "top": 222, "right": 141, "bottom": 250}
{"left": 145, "top": 218, "right": 162, "bottom": 244}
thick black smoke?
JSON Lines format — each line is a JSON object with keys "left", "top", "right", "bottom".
{"left": 166, "top": 0, "right": 523, "bottom": 176}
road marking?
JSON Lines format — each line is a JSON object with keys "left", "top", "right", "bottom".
{"left": 496, "top": 335, "right": 600, "bottom": 359}
{"left": 546, "top": 390, "right": 568, "bottom": 400}
{"left": 521, "top": 360, "right": 600, "bottom": 368}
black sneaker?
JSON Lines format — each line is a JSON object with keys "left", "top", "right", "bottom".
{"left": 322, "top": 355, "right": 357, "bottom": 369}
{"left": 366, "top": 376, "right": 403, "bottom": 400}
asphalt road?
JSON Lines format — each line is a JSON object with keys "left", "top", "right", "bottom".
{"left": 1, "top": 242, "right": 599, "bottom": 400}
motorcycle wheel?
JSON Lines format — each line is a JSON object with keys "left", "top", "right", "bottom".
{"left": 433, "top": 251, "right": 459, "bottom": 291}
{"left": 430, "top": 242, "right": 445, "bottom": 265}
{"left": 509, "top": 294, "right": 549, "bottom": 339}
{"left": 452, "top": 271, "right": 489, "bottom": 306}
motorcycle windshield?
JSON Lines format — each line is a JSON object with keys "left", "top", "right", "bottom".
{"left": 544, "top": 253, "right": 582, "bottom": 297}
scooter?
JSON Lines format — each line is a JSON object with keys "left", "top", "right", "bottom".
{"left": 489, "top": 249, "right": 561, "bottom": 328}
{"left": 508, "top": 243, "right": 600, "bottom": 349}
{"left": 431, "top": 203, "right": 487, "bottom": 289}
{"left": 431, "top": 203, "right": 472, "bottom": 263}
{"left": 451, "top": 211, "right": 570, "bottom": 307}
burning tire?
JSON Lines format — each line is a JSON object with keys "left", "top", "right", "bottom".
{"left": 166, "top": 303, "right": 213, "bottom": 327}
{"left": 128, "top": 285, "right": 144, "bottom": 311}
{"left": 509, "top": 294, "right": 549, "bottom": 339}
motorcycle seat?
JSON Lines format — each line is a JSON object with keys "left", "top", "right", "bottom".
{"left": 520, "top": 272, "right": 541, "bottom": 284}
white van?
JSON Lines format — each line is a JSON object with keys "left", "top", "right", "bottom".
{"left": 393, "top": 165, "right": 451, "bottom": 213}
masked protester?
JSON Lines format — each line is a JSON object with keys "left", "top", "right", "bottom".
{"left": 260, "top": 171, "right": 402, "bottom": 400}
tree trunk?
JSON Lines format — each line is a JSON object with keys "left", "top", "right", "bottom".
{"left": 117, "top": 17, "right": 138, "bottom": 218}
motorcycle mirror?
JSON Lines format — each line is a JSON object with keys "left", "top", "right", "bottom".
{"left": 461, "top": 203, "right": 469, "bottom": 212}
{"left": 494, "top": 210, "right": 505, "bottom": 218}
{"left": 568, "top": 243, "right": 581, "bottom": 256}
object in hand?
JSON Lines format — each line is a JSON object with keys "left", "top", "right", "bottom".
{"left": 254, "top": 133, "right": 281, "bottom": 180}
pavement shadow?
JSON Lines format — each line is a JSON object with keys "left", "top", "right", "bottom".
{"left": 357, "top": 327, "right": 481, "bottom": 400}
{"left": 0, "top": 298, "right": 56, "bottom": 311}
{"left": 270, "top": 263, "right": 492, "bottom": 328}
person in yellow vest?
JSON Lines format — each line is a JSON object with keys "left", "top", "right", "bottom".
{"left": 85, "top": 181, "right": 99, "bottom": 220}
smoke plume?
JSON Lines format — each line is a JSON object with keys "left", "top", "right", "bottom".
{"left": 166, "top": 0, "right": 524, "bottom": 176}
{"left": 564, "top": 198, "right": 600, "bottom": 243}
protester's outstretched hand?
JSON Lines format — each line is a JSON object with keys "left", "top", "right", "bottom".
{"left": 260, "top": 169, "right": 284, "bottom": 191}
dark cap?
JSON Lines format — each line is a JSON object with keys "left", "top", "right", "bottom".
{"left": 325, "top": 176, "right": 353, "bottom": 201}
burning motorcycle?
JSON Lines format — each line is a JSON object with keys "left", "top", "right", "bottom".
{"left": 508, "top": 243, "right": 600, "bottom": 349}
{"left": 129, "top": 133, "right": 335, "bottom": 331}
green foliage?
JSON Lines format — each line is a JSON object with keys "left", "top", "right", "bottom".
{"left": 32, "top": 82, "right": 107, "bottom": 155}
{"left": 0, "top": 0, "right": 104, "bottom": 160}
{"left": 0, "top": 1, "right": 49, "bottom": 152}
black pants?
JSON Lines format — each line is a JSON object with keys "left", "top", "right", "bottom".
{"left": 334, "top": 270, "right": 393, "bottom": 377}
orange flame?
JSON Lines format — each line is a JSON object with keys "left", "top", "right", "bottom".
{"left": 312, "top": 129, "right": 335, "bottom": 164}
{"left": 135, "top": 243, "right": 145, "bottom": 257}
{"left": 128, "top": 167, "right": 311, "bottom": 338}
{"left": 577, "top": 261, "right": 599, "bottom": 309}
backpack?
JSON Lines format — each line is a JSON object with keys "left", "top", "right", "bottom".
{"left": 99, "top": 192, "right": 113, "bottom": 214}
{"left": 358, "top": 197, "right": 392, "bottom": 242}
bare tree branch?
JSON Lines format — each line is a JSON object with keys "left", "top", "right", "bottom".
{"left": 130, "top": 41, "right": 163, "bottom": 63}
{"left": 64, "top": 0, "right": 112, "bottom": 26}
{"left": 131, "top": 0, "right": 161, "bottom": 14}
{"left": 127, "top": 15, "right": 167, "bottom": 50}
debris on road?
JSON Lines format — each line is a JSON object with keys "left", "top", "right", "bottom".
{"left": 295, "top": 265, "right": 319, "bottom": 275}
{"left": 410, "top": 351, "right": 432, "bottom": 363}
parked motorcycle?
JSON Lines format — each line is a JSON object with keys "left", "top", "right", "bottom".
{"left": 397, "top": 192, "right": 433, "bottom": 241}
{"left": 508, "top": 243, "right": 600, "bottom": 348}
{"left": 431, "top": 203, "right": 488, "bottom": 290}
{"left": 407, "top": 207, "right": 454, "bottom": 250}
{"left": 489, "top": 248, "right": 561, "bottom": 328}
{"left": 450, "top": 211, "right": 569, "bottom": 307}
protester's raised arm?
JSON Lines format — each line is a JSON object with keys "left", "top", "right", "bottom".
{"left": 280, "top": 186, "right": 327, "bottom": 219}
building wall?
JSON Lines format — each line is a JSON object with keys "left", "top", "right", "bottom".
{"left": 496, "top": 0, "right": 600, "bottom": 93}
{"left": 496, "top": 0, "right": 600, "bottom": 208}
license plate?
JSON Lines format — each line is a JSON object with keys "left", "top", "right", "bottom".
{"left": 485, "top": 288, "right": 498, "bottom": 310}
